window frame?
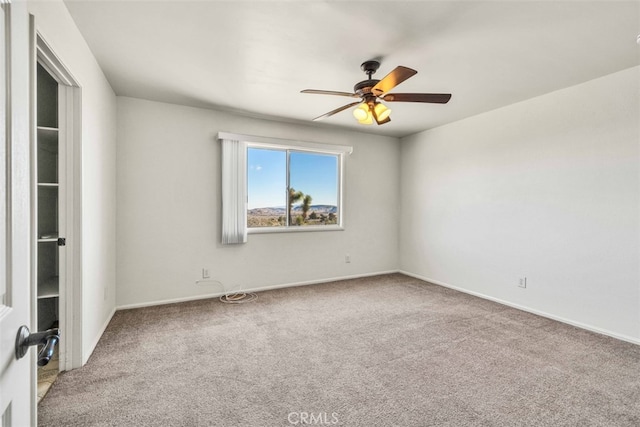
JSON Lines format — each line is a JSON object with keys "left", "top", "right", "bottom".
{"left": 218, "top": 132, "right": 352, "bottom": 236}
{"left": 247, "top": 143, "right": 344, "bottom": 234}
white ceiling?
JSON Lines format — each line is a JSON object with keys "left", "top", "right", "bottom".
{"left": 63, "top": 0, "right": 640, "bottom": 138}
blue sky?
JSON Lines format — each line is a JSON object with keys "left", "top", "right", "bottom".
{"left": 248, "top": 148, "right": 338, "bottom": 209}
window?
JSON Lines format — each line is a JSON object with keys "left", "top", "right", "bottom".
{"left": 248, "top": 148, "right": 339, "bottom": 229}
{"left": 218, "top": 132, "right": 351, "bottom": 242}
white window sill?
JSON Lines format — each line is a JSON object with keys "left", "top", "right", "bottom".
{"left": 248, "top": 225, "right": 344, "bottom": 234}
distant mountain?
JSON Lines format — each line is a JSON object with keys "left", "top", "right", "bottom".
{"left": 248, "top": 205, "right": 337, "bottom": 216}
{"left": 293, "top": 204, "right": 337, "bottom": 213}
{"left": 248, "top": 207, "right": 286, "bottom": 216}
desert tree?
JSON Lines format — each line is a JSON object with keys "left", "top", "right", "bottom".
{"left": 287, "top": 187, "right": 304, "bottom": 225}
{"left": 302, "top": 194, "right": 313, "bottom": 222}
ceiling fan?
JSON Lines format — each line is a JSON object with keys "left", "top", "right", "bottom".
{"left": 301, "top": 60, "right": 451, "bottom": 125}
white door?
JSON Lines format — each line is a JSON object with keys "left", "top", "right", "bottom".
{"left": 0, "top": 0, "right": 35, "bottom": 426}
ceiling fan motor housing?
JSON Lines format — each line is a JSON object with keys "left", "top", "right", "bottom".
{"left": 354, "top": 79, "right": 380, "bottom": 97}
{"left": 354, "top": 60, "right": 382, "bottom": 97}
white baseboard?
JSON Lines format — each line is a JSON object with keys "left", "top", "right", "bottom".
{"left": 82, "top": 307, "right": 116, "bottom": 366}
{"left": 400, "top": 270, "right": 640, "bottom": 346}
{"left": 116, "top": 270, "right": 400, "bottom": 311}
{"left": 116, "top": 291, "right": 227, "bottom": 311}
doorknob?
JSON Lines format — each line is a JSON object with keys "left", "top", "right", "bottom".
{"left": 15, "top": 325, "right": 60, "bottom": 366}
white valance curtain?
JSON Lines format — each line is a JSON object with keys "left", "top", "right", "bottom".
{"left": 220, "top": 138, "right": 247, "bottom": 244}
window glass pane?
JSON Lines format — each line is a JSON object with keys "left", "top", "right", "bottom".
{"left": 289, "top": 151, "right": 339, "bottom": 226}
{"left": 247, "top": 148, "right": 286, "bottom": 228}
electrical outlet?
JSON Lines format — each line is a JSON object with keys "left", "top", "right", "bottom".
{"left": 518, "top": 277, "right": 527, "bottom": 288}
{"left": 202, "top": 268, "right": 211, "bottom": 279}
{"left": 345, "top": 254, "right": 351, "bottom": 263}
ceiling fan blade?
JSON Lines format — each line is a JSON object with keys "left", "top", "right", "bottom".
{"left": 301, "top": 89, "right": 360, "bottom": 98}
{"left": 382, "top": 93, "right": 452, "bottom": 104}
{"left": 312, "top": 101, "right": 361, "bottom": 121}
{"left": 371, "top": 66, "right": 417, "bottom": 96}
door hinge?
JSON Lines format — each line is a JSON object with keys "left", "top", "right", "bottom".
{"left": 57, "top": 237, "right": 66, "bottom": 246}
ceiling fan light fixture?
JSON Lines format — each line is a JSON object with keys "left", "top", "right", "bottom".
{"left": 374, "top": 102, "right": 391, "bottom": 121}
{"left": 353, "top": 103, "right": 369, "bottom": 121}
{"left": 357, "top": 109, "right": 374, "bottom": 125}
{"left": 358, "top": 113, "right": 374, "bottom": 125}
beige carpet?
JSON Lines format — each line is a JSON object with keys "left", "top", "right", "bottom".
{"left": 38, "top": 274, "right": 640, "bottom": 426}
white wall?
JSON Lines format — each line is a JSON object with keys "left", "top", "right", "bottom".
{"left": 27, "top": 0, "right": 117, "bottom": 363}
{"left": 400, "top": 67, "right": 640, "bottom": 342}
{"left": 116, "top": 97, "right": 400, "bottom": 307}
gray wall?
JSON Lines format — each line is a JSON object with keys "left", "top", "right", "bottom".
{"left": 116, "top": 97, "right": 401, "bottom": 307}
{"left": 28, "top": 0, "right": 118, "bottom": 363}
{"left": 400, "top": 67, "right": 640, "bottom": 343}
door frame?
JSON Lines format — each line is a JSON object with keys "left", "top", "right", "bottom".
{"left": 30, "top": 22, "right": 83, "bottom": 372}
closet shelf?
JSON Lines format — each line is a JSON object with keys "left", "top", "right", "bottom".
{"left": 38, "top": 276, "right": 59, "bottom": 299}
{"left": 37, "top": 126, "right": 59, "bottom": 133}
{"left": 38, "top": 238, "right": 58, "bottom": 243}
